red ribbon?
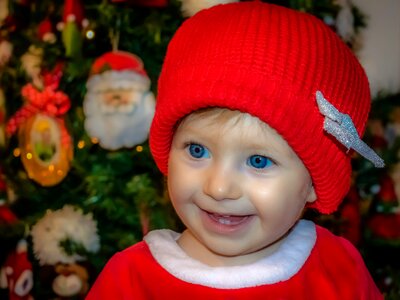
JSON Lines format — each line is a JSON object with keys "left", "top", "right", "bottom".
{"left": 6, "top": 83, "right": 71, "bottom": 137}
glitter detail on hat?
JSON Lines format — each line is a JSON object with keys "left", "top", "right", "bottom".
{"left": 316, "top": 91, "right": 384, "bottom": 168}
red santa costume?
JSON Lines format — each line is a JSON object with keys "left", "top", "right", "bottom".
{"left": 86, "top": 220, "right": 381, "bottom": 299}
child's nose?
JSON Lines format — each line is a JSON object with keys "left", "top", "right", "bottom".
{"left": 203, "top": 163, "right": 242, "bottom": 201}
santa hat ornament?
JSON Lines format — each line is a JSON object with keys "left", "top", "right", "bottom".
{"left": 83, "top": 51, "right": 155, "bottom": 150}
{"left": 63, "top": 0, "right": 84, "bottom": 25}
{"left": 178, "top": 0, "right": 239, "bottom": 17}
{"left": 0, "top": 240, "right": 34, "bottom": 300}
{"left": 38, "top": 18, "right": 57, "bottom": 43}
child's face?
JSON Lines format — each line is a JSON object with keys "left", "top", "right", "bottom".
{"left": 168, "top": 109, "right": 316, "bottom": 265}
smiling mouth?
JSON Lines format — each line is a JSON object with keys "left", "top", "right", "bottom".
{"left": 200, "top": 209, "right": 254, "bottom": 234}
{"left": 208, "top": 213, "right": 251, "bottom": 225}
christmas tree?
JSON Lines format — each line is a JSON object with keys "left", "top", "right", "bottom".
{"left": 0, "top": 0, "right": 398, "bottom": 298}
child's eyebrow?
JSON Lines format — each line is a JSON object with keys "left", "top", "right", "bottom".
{"left": 176, "top": 123, "right": 207, "bottom": 136}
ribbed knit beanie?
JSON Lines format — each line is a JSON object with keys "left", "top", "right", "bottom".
{"left": 150, "top": 1, "right": 375, "bottom": 214}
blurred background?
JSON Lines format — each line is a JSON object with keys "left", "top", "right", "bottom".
{"left": 0, "top": 0, "right": 399, "bottom": 299}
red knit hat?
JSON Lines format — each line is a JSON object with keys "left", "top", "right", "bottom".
{"left": 150, "top": 2, "right": 373, "bottom": 214}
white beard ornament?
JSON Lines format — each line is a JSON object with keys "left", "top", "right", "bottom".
{"left": 83, "top": 51, "right": 155, "bottom": 150}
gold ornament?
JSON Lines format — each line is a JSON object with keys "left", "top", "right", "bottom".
{"left": 18, "top": 114, "right": 73, "bottom": 186}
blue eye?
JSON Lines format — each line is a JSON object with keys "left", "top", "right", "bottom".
{"left": 247, "top": 155, "right": 273, "bottom": 169}
{"left": 188, "top": 143, "right": 210, "bottom": 159}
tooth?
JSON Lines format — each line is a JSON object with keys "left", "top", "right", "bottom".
{"left": 218, "top": 218, "right": 231, "bottom": 225}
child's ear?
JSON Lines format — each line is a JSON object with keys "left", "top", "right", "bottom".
{"left": 306, "top": 184, "right": 317, "bottom": 203}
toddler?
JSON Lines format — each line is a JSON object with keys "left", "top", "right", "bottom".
{"left": 86, "top": 2, "right": 384, "bottom": 299}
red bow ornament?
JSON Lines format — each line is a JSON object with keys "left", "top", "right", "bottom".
{"left": 6, "top": 75, "right": 73, "bottom": 187}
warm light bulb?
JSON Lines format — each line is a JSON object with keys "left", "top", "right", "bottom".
{"left": 13, "top": 148, "right": 21, "bottom": 157}
{"left": 77, "top": 140, "right": 85, "bottom": 149}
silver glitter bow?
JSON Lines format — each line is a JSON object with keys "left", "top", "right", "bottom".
{"left": 316, "top": 91, "right": 385, "bottom": 168}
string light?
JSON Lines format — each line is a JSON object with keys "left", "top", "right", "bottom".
{"left": 77, "top": 140, "right": 85, "bottom": 149}
{"left": 13, "top": 148, "right": 21, "bottom": 157}
{"left": 26, "top": 153, "right": 33, "bottom": 160}
{"left": 136, "top": 145, "right": 143, "bottom": 152}
{"left": 86, "top": 30, "right": 95, "bottom": 39}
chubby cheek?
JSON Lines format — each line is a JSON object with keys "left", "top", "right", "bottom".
{"left": 167, "top": 156, "right": 199, "bottom": 212}
{"left": 248, "top": 179, "right": 308, "bottom": 223}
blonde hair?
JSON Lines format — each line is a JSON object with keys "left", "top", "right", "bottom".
{"left": 177, "top": 107, "right": 271, "bottom": 136}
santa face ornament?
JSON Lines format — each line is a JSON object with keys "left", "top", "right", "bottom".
{"left": 83, "top": 51, "right": 155, "bottom": 150}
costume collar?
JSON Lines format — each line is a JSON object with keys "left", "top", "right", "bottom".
{"left": 144, "top": 220, "right": 316, "bottom": 289}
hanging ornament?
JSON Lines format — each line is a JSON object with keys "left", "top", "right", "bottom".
{"left": 0, "top": 204, "right": 28, "bottom": 299}
{"left": 51, "top": 263, "right": 90, "bottom": 299}
{"left": 38, "top": 17, "right": 57, "bottom": 44}
{"left": 6, "top": 64, "right": 73, "bottom": 187}
{"left": 178, "top": 0, "right": 238, "bottom": 17}
{"left": 31, "top": 205, "right": 100, "bottom": 266}
{"left": 0, "top": 240, "right": 34, "bottom": 300}
{"left": 58, "top": 0, "right": 87, "bottom": 59}
{"left": 83, "top": 51, "right": 155, "bottom": 150}
{"left": 20, "top": 45, "right": 44, "bottom": 89}
{"left": 31, "top": 205, "right": 99, "bottom": 298}
{"left": 0, "top": 39, "right": 13, "bottom": 68}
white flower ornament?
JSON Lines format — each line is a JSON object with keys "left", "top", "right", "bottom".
{"left": 31, "top": 205, "right": 100, "bottom": 266}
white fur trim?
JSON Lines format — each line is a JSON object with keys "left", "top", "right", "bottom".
{"left": 144, "top": 220, "right": 316, "bottom": 289}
